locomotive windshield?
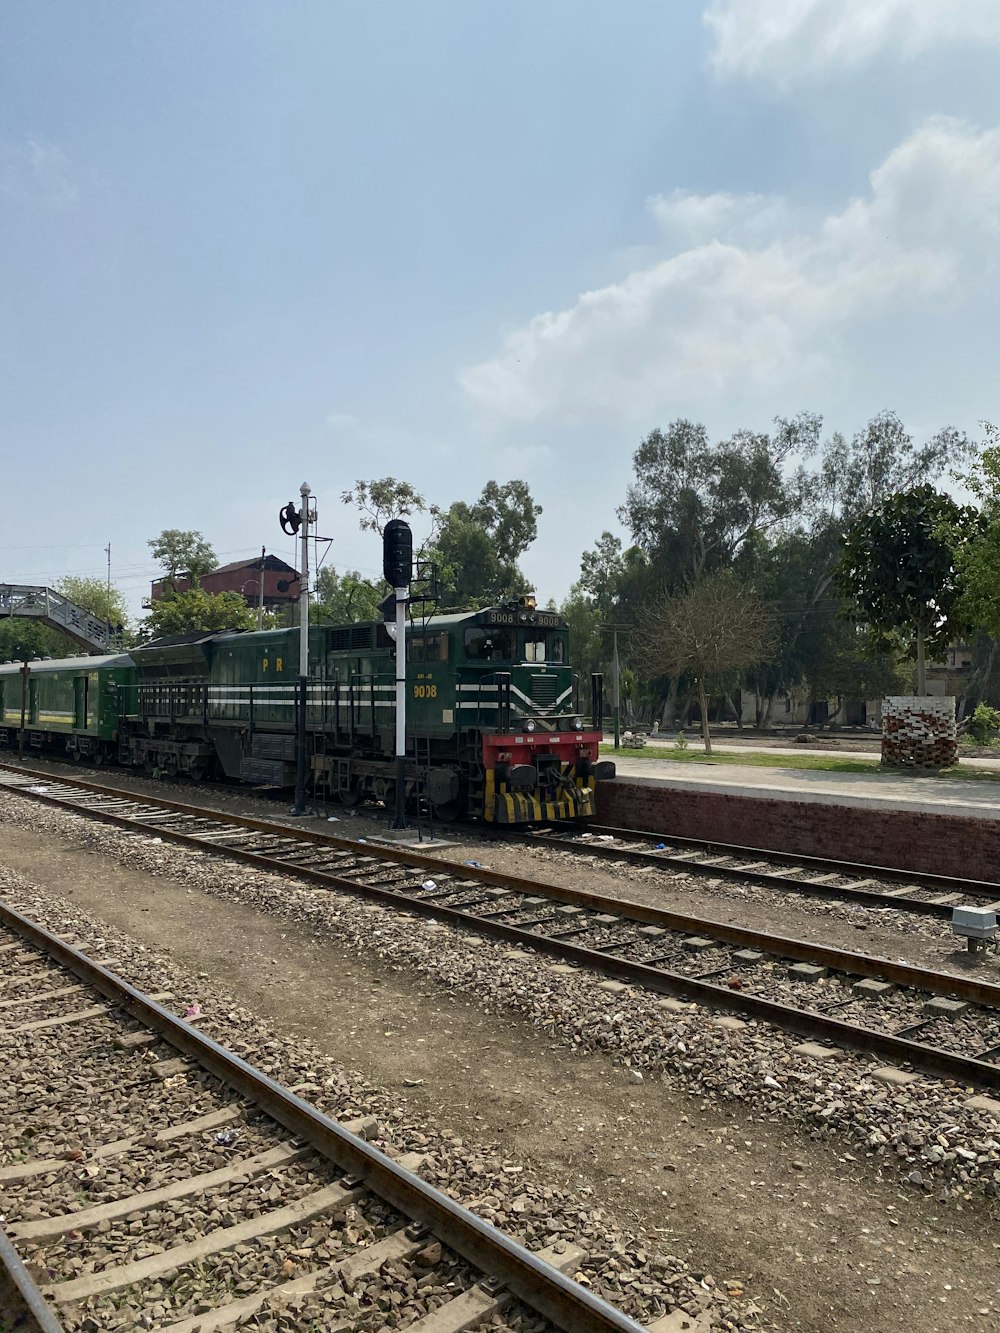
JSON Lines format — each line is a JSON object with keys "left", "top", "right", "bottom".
{"left": 464, "top": 626, "right": 517, "bottom": 661}
{"left": 524, "top": 635, "right": 565, "bottom": 663}
{"left": 465, "top": 626, "right": 567, "bottom": 664}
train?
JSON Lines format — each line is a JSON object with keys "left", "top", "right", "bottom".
{"left": 0, "top": 597, "right": 614, "bottom": 824}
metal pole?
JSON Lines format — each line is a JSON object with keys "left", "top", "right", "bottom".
{"left": 291, "top": 483, "right": 311, "bottom": 816}
{"left": 393, "top": 587, "right": 408, "bottom": 829}
{"left": 257, "top": 545, "right": 266, "bottom": 631}
{"left": 105, "top": 542, "right": 111, "bottom": 614}
{"left": 612, "top": 629, "right": 621, "bottom": 752}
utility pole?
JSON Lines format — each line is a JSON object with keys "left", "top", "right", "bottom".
{"left": 105, "top": 542, "right": 112, "bottom": 638}
{"left": 257, "top": 546, "right": 266, "bottom": 631}
{"left": 383, "top": 520, "right": 413, "bottom": 831}
{"left": 280, "top": 487, "right": 313, "bottom": 817}
{"left": 599, "top": 623, "right": 631, "bottom": 752}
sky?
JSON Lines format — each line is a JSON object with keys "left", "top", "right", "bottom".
{"left": 2, "top": 0, "right": 1000, "bottom": 617}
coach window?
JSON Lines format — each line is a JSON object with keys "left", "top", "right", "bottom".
{"left": 465, "top": 626, "right": 515, "bottom": 661}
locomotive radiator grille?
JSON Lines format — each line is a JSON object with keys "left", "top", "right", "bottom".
{"left": 530, "top": 674, "right": 557, "bottom": 708}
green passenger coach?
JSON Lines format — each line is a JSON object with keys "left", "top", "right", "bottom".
{"left": 0, "top": 653, "right": 136, "bottom": 762}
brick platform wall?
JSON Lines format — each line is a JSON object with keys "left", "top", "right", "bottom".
{"left": 595, "top": 780, "right": 1000, "bottom": 881}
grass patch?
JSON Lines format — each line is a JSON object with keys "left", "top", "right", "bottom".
{"left": 599, "top": 744, "right": 1000, "bottom": 782}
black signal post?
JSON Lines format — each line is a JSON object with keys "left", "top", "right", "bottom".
{"left": 383, "top": 519, "right": 413, "bottom": 830}
{"left": 281, "top": 486, "right": 312, "bottom": 817}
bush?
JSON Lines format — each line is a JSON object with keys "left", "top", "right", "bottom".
{"left": 965, "top": 703, "right": 1000, "bottom": 745}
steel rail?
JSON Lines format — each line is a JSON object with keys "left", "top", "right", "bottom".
{"left": 3, "top": 762, "right": 999, "bottom": 1009}
{"left": 0, "top": 899, "right": 648, "bottom": 1333}
{"left": 6, "top": 767, "right": 1000, "bottom": 1090}
{"left": 0, "top": 1226, "right": 64, "bottom": 1333}
{"left": 497, "top": 823, "right": 1000, "bottom": 919}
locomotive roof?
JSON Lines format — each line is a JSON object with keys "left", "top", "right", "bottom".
{"left": 418, "top": 605, "right": 567, "bottom": 630}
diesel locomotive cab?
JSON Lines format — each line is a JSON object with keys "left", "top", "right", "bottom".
{"left": 455, "top": 597, "right": 615, "bottom": 823}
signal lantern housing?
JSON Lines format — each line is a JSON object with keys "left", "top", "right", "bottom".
{"left": 383, "top": 519, "right": 413, "bottom": 589}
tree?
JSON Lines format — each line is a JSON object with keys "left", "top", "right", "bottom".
{"left": 833, "top": 486, "right": 979, "bottom": 695}
{"left": 815, "top": 411, "right": 969, "bottom": 526}
{"left": 635, "top": 571, "right": 776, "bottom": 753}
{"left": 313, "top": 567, "right": 382, "bottom": 624}
{"left": 57, "top": 576, "right": 131, "bottom": 638}
{"left": 429, "top": 479, "right": 542, "bottom": 607}
{"left": 148, "top": 530, "right": 217, "bottom": 588}
{"left": 0, "top": 618, "right": 68, "bottom": 662}
{"left": 952, "top": 424, "right": 1000, "bottom": 641}
{"left": 579, "top": 532, "right": 627, "bottom": 617}
{"left": 142, "top": 588, "right": 257, "bottom": 639}
{"left": 470, "top": 480, "right": 541, "bottom": 561}
{"left": 341, "top": 478, "right": 426, "bottom": 536}
{"left": 619, "top": 414, "right": 819, "bottom": 587}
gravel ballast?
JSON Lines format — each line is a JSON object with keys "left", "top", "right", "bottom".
{"left": 0, "top": 823, "right": 759, "bottom": 1330}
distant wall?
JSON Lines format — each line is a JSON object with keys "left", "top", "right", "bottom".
{"left": 596, "top": 779, "right": 1000, "bottom": 881}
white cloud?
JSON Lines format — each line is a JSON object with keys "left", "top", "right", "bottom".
{"left": 0, "top": 136, "right": 78, "bottom": 208}
{"left": 647, "top": 189, "right": 793, "bottom": 245}
{"left": 460, "top": 118, "right": 1000, "bottom": 425}
{"left": 324, "top": 411, "right": 359, "bottom": 430}
{"left": 705, "top": 0, "right": 1000, "bottom": 85}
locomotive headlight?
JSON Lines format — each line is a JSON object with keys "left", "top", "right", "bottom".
{"left": 524, "top": 719, "right": 537, "bottom": 732}
{"left": 571, "top": 715, "right": 583, "bottom": 730}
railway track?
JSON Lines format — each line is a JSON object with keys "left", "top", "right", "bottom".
{"left": 4, "top": 761, "right": 1000, "bottom": 1095}
{"left": 0, "top": 897, "right": 649, "bottom": 1333}
{"left": 504, "top": 823, "right": 1000, "bottom": 920}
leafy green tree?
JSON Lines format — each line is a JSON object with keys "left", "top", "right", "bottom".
{"left": 834, "top": 486, "right": 979, "bottom": 695}
{"left": 57, "top": 576, "right": 131, "bottom": 638}
{"left": 815, "top": 411, "right": 968, "bottom": 526}
{"left": 952, "top": 424, "right": 1000, "bottom": 641}
{"left": 429, "top": 479, "right": 541, "bottom": 607}
{"left": 148, "top": 530, "right": 217, "bottom": 588}
{"left": 313, "top": 567, "right": 382, "bottom": 624}
{"left": 142, "top": 588, "right": 257, "bottom": 639}
{"left": 341, "top": 478, "right": 426, "bottom": 536}
{"left": 619, "top": 414, "right": 820, "bottom": 587}
{"left": 579, "top": 532, "right": 627, "bottom": 616}
{"left": 0, "top": 618, "right": 68, "bottom": 662}
{"left": 471, "top": 480, "right": 541, "bottom": 559}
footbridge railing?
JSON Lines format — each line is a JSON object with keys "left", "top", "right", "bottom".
{"left": 0, "top": 584, "right": 120, "bottom": 654}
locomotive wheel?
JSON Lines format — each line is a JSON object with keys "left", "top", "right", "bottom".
{"left": 339, "top": 781, "right": 362, "bottom": 808}
{"left": 431, "top": 798, "right": 462, "bottom": 822}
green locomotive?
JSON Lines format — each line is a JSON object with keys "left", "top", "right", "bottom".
{"left": 0, "top": 598, "right": 612, "bottom": 824}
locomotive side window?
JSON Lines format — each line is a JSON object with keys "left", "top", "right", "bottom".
{"left": 409, "top": 633, "right": 447, "bottom": 663}
{"left": 464, "top": 626, "right": 516, "bottom": 661}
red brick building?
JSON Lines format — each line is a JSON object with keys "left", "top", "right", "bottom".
{"left": 150, "top": 555, "right": 300, "bottom": 611}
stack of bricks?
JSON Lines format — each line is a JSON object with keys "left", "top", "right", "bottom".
{"left": 881, "top": 695, "right": 957, "bottom": 769}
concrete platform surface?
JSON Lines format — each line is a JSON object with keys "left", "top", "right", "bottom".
{"left": 607, "top": 754, "right": 1000, "bottom": 820}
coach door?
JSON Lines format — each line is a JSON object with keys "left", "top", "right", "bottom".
{"left": 74, "top": 676, "right": 89, "bottom": 730}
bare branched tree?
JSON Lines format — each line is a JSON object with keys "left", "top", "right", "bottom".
{"left": 635, "top": 570, "right": 776, "bottom": 753}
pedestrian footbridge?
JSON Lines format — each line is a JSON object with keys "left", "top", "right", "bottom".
{"left": 0, "top": 584, "right": 119, "bottom": 654}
